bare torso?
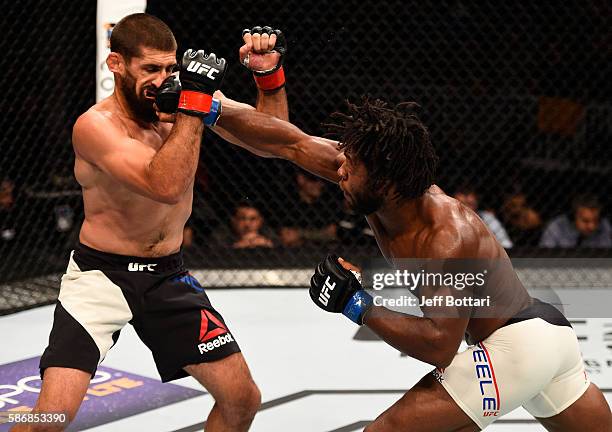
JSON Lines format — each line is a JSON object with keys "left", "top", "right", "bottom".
{"left": 74, "top": 97, "right": 192, "bottom": 257}
{"left": 367, "top": 185, "right": 532, "bottom": 343}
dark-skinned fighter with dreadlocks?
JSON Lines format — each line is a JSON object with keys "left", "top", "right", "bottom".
{"left": 213, "top": 96, "right": 612, "bottom": 431}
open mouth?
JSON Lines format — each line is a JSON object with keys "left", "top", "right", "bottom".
{"left": 143, "top": 88, "right": 157, "bottom": 100}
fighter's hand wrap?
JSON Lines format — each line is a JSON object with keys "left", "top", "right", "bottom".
{"left": 178, "top": 49, "right": 226, "bottom": 117}
{"left": 242, "top": 26, "right": 287, "bottom": 91}
{"left": 155, "top": 75, "right": 222, "bottom": 126}
{"left": 310, "top": 254, "right": 373, "bottom": 325}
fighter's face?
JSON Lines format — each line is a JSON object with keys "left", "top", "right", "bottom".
{"left": 337, "top": 153, "right": 383, "bottom": 215}
{"left": 118, "top": 48, "right": 177, "bottom": 122}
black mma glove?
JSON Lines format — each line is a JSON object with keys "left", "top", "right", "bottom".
{"left": 242, "top": 26, "right": 287, "bottom": 91}
{"left": 310, "top": 254, "right": 373, "bottom": 325}
{"left": 178, "top": 49, "right": 226, "bottom": 117}
{"left": 155, "top": 74, "right": 222, "bottom": 126}
{"left": 155, "top": 74, "right": 181, "bottom": 114}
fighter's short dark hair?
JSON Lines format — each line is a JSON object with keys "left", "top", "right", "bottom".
{"left": 326, "top": 98, "right": 438, "bottom": 202}
{"left": 110, "top": 13, "right": 177, "bottom": 60}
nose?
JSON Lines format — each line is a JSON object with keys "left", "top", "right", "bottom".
{"left": 152, "top": 72, "right": 168, "bottom": 89}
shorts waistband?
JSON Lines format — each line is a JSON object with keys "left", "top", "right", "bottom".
{"left": 73, "top": 242, "right": 184, "bottom": 273}
{"left": 502, "top": 298, "right": 572, "bottom": 328}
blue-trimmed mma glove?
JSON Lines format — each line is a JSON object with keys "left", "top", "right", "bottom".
{"left": 310, "top": 254, "right": 373, "bottom": 325}
{"left": 177, "top": 49, "right": 226, "bottom": 117}
{"left": 155, "top": 74, "right": 222, "bottom": 127}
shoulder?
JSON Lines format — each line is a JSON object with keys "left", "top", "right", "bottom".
{"left": 420, "top": 188, "right": 480, "bottom": 257}
{"left": 73, "top": 105, "right": 126, "bottom": 143}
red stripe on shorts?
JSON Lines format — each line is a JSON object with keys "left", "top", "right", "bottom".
{"left": 479, "top": 342, "right": 501, "bottom": 411}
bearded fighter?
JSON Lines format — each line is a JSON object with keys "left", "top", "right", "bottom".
{"left": 14, "top": 14, "right": 289, "bottom": 432}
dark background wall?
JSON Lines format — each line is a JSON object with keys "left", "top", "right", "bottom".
{"left": 1, "top": 0, "right": 611, "bottom": 283}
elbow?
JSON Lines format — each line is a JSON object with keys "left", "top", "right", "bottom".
{"left": 428, "top": 331, "right": 459, "bottom": 370}
{"left": 432, "top": 352, "right": 455, "bottom": 370}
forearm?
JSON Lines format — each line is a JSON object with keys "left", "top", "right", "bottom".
{"left": 218, "top": 102, "right": 305, "bottom": 158}
{"left": 217, "top": 101, "right": 340, "bottom": 181}
{"left": 364, "top": 306, "right": 460, "bottom": 368}
{"left": 147, "top": 114, "right": 203, "bottom": 202}
{"left": 255, "top": 87, "right": 289, "bottom": 121}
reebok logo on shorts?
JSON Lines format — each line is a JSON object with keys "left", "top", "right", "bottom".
{"left": 197, "top": 310, "right": 232, "bottom": 353}
{"left": 198, "top": 334, "right": 235, "bottom": 354}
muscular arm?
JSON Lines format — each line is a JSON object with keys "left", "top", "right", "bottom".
{"left": 364, "top": 309, "right": 467, "bottom": 369}
{"left": 256, "top": 87, "right": 289, "bottom": 121}
{"left": 212, "top": 97, "right": 342, "bottom": 182}
{"left": 362, "top": 229, "right": 470, "bottom": 369}
{"left": 73, "top": 110, "right": 203, "bottom": 204}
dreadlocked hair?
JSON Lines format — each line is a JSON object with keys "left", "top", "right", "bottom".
{"left": 325, "top": 98, "right": 439, "bottom": 202}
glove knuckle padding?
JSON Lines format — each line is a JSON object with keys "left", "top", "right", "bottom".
{"left": 178, "top": 48, "right": 227, "bottom": 116}
{"left": 156, "top": 75, "right": 181, "bottom": 113}
{"left": 273, "top": 30, "right": 287, "bottom": 56}
{"left": 252, "top": 26, "right": 263, "bottom": 34}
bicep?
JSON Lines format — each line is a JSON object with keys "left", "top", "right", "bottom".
{"left": 293, "top": 135, "right": 342, "bottom": 182}
{"left": 73, "top": 113, "right": 158, "bottom": 198}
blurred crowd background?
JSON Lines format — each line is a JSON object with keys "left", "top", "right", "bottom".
{"left": 1, "top": 0, "right": 611, "bottom": 291}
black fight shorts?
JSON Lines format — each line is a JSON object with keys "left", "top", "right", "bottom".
{"left": 40, "top": 243, "right": 240, "bottom": 382}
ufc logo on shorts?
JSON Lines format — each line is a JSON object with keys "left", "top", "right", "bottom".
{"left": 186, "top": 61, "right": 219, "bottom": 79}
{"left": 318, "top": 276, "right": 336, "bottom": 306}
{"left": 128, "top": 263, "right": 157, "bottom": 272}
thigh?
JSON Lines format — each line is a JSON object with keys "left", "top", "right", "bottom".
{"left": 366, "top": 373, "right": 479, "bottom": 432}
{"left": 136, "top": 271, "right": 241, "bottom": 382}
{"left": 40, "top": 253, "right": 132, "bottom": 376}
{"left": 536, "top": 383, "right": 612, "bottom": 432}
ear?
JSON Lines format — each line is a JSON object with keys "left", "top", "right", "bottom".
{"left": 106, "top": 52, "right": 125, "bottom": 74}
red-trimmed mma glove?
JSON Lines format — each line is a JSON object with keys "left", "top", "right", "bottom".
{"left": 242, "top": 26, "right": 287, "bottom": 91}
{"left": 310, "top": 254, "right": 373, "bottom": 325}
{"left": 178, "top": 49, "right": 226, "bottom": 117}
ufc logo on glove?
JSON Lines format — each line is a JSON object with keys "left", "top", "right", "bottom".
{"left": 318, "top": 277, "right": 336, "bottom": 306}
{"left": 186, "top": 61, "right": 220, "bottom": 79}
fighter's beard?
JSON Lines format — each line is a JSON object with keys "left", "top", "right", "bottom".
{"left": 119, "top": 73, "right": 158, "bottom": 123}
{"left": 347, "top": 186, "right": 384, "bottom": 216}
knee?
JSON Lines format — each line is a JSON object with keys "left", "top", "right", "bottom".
{"left": 217, "top": 380, "right": 261, "bottom": 422}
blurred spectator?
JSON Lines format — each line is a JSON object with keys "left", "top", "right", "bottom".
{"left": 453, "top": 185, "right": 513, "bottom": 249}
{"left": 0, "top": 179, "right": 18, "bottom": 242}
{"left": 278, "top": 171, "right": 341, "bottom": 248}
{"left": 501, "top": 191, "right": 542, "bottom": 246}
{"left": 183, "top": 161, "right": 221, "bottom": 250}
{"left": 540, "top": 194, "right": 612, "bottom": 248}
{"left": 211, "top": 200, "right": 275, "bottom": 249}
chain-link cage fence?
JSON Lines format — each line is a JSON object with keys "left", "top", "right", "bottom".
{"left": 0, "top": 0, "right": 95, "bottom": 312}
{"left": 1, "top": 0, "right": 611, "bottom": 313}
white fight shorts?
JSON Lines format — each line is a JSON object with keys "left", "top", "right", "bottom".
{"left": 432, "top": 299, "right": 589, "bottom": 429}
